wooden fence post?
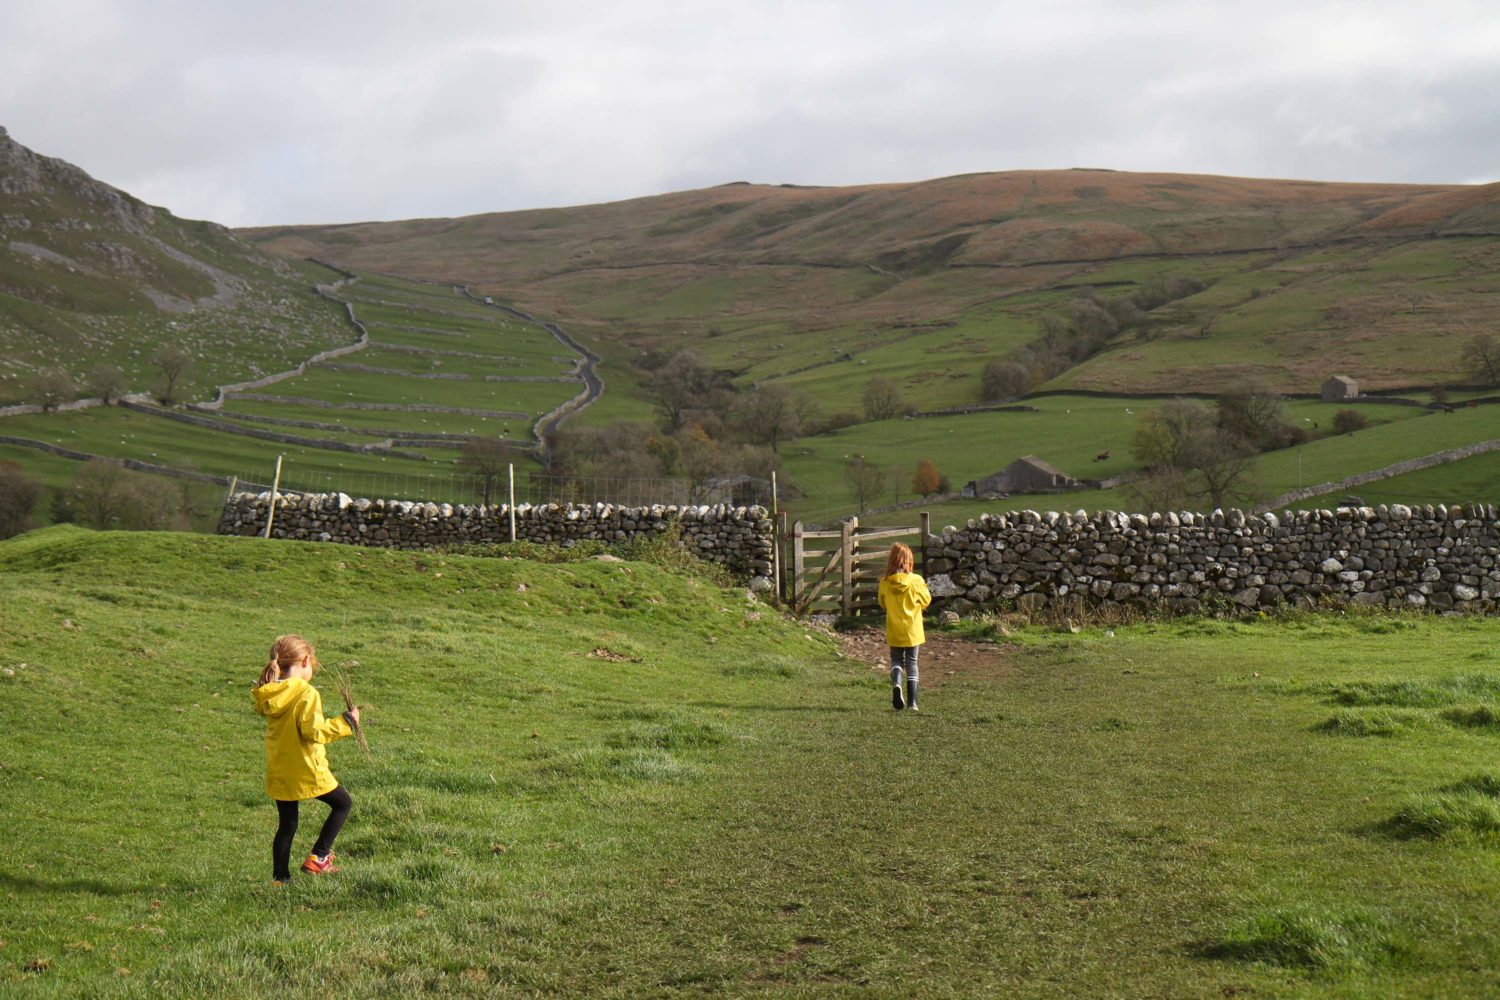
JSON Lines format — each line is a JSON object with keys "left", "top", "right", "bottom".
{"left": 791, "top": 521, "right": 805, "bottom": 610}
{"left": 263, "top": 455, "right": 284, "bottom": 539}
{"left": 840, "top": 517, "right": 857, "bottom": 616}
{"left": 508, "top": 463, "right": 517, "bottom": 542}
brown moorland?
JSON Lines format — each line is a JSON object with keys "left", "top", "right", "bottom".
{"left": 243, "top": 169, "right": 1500, "bottom": 397}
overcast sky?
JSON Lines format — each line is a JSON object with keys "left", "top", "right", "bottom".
{"left": 2, "top": 1, "right": 1497, "bottom": 228}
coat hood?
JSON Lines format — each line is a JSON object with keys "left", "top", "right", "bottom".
{"left": 883, "top": 571, "right": 922, "bottom": 595}
{"left": 254, "top": 676, "right": 307, "bottom": 718}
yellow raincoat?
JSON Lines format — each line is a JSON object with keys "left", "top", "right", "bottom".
{"left": 878, "top": 571, "right": 932, "bottom": 647}
{"left": 253, "top": 676, "right": 353, "bottom": 800}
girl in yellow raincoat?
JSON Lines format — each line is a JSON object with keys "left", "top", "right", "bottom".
{"left": 253, "top": 635, "right": 359, "bottom": 883}
{"left": 877, "top": 543, "right": 931, "bottom": 711}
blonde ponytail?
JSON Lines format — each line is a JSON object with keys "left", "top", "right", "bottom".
{"left": 257, "top": 657, "right": 281, "bottom": 688}
{"left": 256, "top": 634, "right": 316, "bottom": 688}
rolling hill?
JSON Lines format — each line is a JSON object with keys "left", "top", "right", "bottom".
{"left": 3, "top": 125, "right": 1495, "bottom": 527}
{"left": 0, "top": 126, "right": 349, "bottom": 406}
{"left": 244, "top": 169, "right": 1500, "bottom": 407}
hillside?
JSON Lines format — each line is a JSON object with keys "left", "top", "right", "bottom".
{"left": 244, "top": 169, "right": 1500, "bottom": 402}
{"left": 0, "top": 126, "right": 349, "bottom": 406}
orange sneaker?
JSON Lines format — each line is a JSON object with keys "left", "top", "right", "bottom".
{"left": 300, "top": 852, "right": 340, "bottom": 875}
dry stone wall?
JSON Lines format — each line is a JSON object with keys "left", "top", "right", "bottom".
{"left": 218, "top": 492, "right": 776, "bottom": 586}
{"left": 924, "top": 504, "right": 1500, "bottom": 615}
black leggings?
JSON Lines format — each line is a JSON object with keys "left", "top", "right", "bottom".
{"left": 272, "top": 785, "right": 352, "bottom": 880}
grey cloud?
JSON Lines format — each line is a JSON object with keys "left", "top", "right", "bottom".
{"left": 2, "top": 1, "right": 1496, "bottom": 226}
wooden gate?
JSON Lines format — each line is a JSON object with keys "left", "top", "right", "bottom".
{"left": 784, "top": 513, "right": 930, "bottom": 617}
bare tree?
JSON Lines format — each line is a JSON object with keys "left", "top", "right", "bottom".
{"left": 1217, "top": 376, "right": 1296, "bottom": 451}
{"left": 887, "top": 463, "right": 905, "bottom": 506}
{"left": 843, "top": 454, "right": 885, "bottom": 513}
{"left": 151, "top": 347, "right": 193, "bottom": 405}
{"left": 862, "top": 377, "right": 905, "bottom": 421}
{"left": 85, "top": 364, "right": 128, "bottom": 405}
{"left": 1400, "top": 289, "right": 1429, "bottom": 314}
{"left": 1130, "top": 399, "right": 1259, "bottom": 510}
{"left": 1462, "top": 333, "right": 1500, "bottom": 387}
{"left": 458, "top": 436, "right": 513, "bottom": 505}
{"left": 646, "top": 350, "right": 731, "bottom": 431}
{"left": 739, "top": 383, "right": 816, "bottom": 453}
{"left": 28, "top": 368, "right": 76, "bottom": 413}
{"left": 54, "top": 461, "right": 187, "bottom": 531}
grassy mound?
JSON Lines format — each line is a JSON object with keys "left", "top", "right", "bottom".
{"left": 1204, "top": 905, "right": 1410, "bottom": 971}
{"left": 1387, "top": 774, "right": 1500, "bottom": 839}
{"left": 1317, "top": 708, "right": 1431, "bottom": 738}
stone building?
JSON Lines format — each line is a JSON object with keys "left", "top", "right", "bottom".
{"left": 963, "top": 455, "right": 1077, "bottom": 497}
{"left": 1321, "top": 375, "right": 1359, "bottom": 401}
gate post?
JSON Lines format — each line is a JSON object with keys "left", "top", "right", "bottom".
{"left": 920, "top": 511, "right": 931, "bottom": 574}
{"left": 840, "top": 517, "right": 857, "bottom": 616}
{"left": 791, "top": 520, "right": 805, "bottom": 609}
{"left": 776, "top": 511, "right": 789, "bottom": 602}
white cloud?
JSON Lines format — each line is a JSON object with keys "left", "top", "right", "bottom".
{"left": 1, "top": 0, "right": 1497, "bottom": 225}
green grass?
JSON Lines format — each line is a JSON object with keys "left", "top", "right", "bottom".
{"left": 1202, "top": 905, "right": 1411, "bottom": 972}
{"left": 1, "top": 274, "right": 574, "bottom": 504}
{"left": 775, "top": 393, "right": 1452, "bottom": 524}
{"left": 0, "top": 407, "right": 449, "bottom": 484}
{"left": 1387, "top": 775, "right": 1500, "bottom": 840}
{"left": 1300, "top": 448, "right": 1500, "bottom": 509}
{"left": 218, "top": 399, "right": 525, "bottom": 439}
{"left": 6, "top": 529, "right": 1500, "bottom": 994}
{"left": 263, "top": 367, "right": 573, "bottom": 416}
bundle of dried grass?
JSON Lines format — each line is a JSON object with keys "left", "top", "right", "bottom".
{"left": 333, "top": 660, "right": 371, "bottom": 756}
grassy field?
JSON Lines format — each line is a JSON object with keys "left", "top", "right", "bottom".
{"left": 776, "top": 394, "right": 1461, "bottom": 525}
{"left": 6, "top": 528, "right": 1500, "bottom": 995}
{"left": 1, "top": 273, "right": 571, "bottom": 510}
{"left": 1300, "top": 450, "right": 1500, "bottom": 509}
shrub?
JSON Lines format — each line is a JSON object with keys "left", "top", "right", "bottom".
{"left": 979, "top": 359, "right": 1029, "bottom": 401}
{"left": 0, "top": 460, "right": 45, "bottom": 539}
{"left": 1331, "top": 409, "right": 1369, "bottom": 434}
{"left": 911, "top": 458, "right": 941, "bottom": 496}
{"left": 50, "top": 461, "right": 189, "bottom": 531}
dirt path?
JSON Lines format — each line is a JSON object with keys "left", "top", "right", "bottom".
{"left": 832, "top": 626, "right": 1018, "bottom": 688}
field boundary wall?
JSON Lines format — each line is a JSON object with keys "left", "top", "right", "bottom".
{"left": 925, "top": 503, "right": 1500, "bottom": 615}
{"left": 218, "top": 491, "right": 775, "bottom": 584}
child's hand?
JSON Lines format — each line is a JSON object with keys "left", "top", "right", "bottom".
{"left": 348, "top": 706, "right": 362, "bottom": 727}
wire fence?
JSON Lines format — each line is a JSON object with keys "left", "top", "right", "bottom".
{"left": 228, "top": 465, "right": 774, "bottom": 508}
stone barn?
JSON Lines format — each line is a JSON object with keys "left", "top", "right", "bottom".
{"left": 1321, "top": 375, "right": 1359, "bottom": 401}
{"left": 963, "top": 455, "right": 1077, "bottom": 497}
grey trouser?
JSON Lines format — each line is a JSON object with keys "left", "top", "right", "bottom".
{"left": 889, "top": 645, "right": 919, "bottom": 686}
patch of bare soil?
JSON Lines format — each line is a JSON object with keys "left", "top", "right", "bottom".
{"left": 832, "top": 627, "right": 1018, "bottom": 688}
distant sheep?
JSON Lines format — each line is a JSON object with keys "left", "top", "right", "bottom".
{"left": 1094, "top": 451, "right": 1110, "bottom": 462}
